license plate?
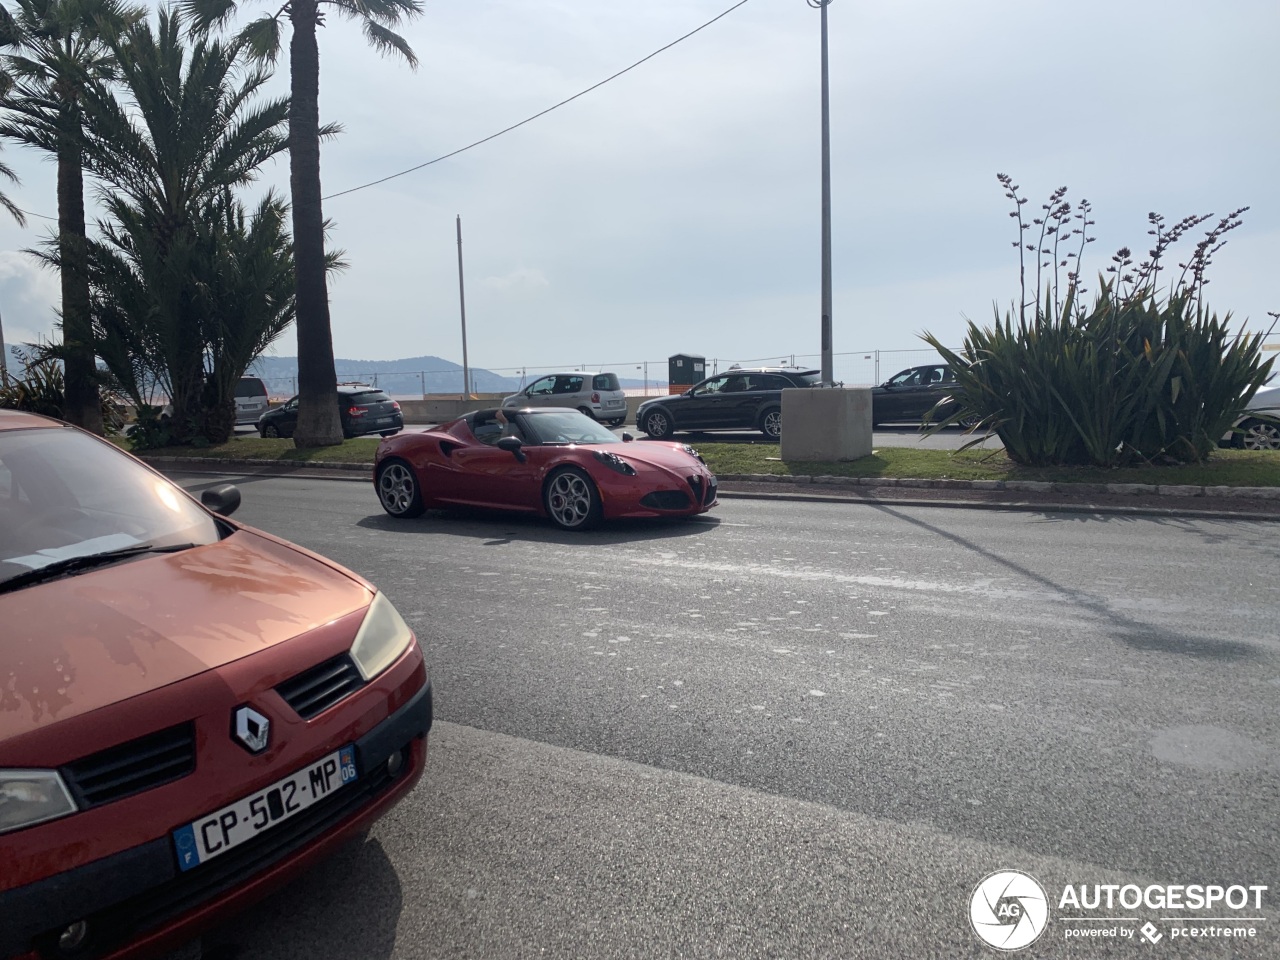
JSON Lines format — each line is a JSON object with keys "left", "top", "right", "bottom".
{"left": 172, "top": 746, "right": 357, "bottom": 871}
{"left": 605, "top": 400, "right": 624, "bottom": 407}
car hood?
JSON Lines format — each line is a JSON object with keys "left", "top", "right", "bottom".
{"left": 0, "top": 528, "right": 373, "bottom": 741}
{"left": 605, "top": 441, "right": 709, "bottom": 473}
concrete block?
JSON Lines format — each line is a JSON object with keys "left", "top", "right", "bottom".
{"left": 779, "top": 387, "right": 873, "bottom": 462}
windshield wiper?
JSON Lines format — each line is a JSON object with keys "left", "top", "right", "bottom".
{"left": 0, "top": 543, "right": 200, "bottom": 594}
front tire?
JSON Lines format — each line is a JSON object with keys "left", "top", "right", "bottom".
{"left": 543, "top": 467, "right": 601, "bottom": 531}
{"left": 641, "top": 409, "right": 673, "bottom": 440}
{"left": 376, "top": 459, "right": 426, "bottom": 518}
{"left": 261, "top": 423, "right": 280, "bottom": 439}
{"left": 1237, "top": 418, "right": 1280, "bottom": 450}
{"left": 759, "top": 407, "right": 782, "bottom": 440}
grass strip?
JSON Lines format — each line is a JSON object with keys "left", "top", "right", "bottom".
{"left": 124, "top": 436, "right": 1280, "bottom": 487}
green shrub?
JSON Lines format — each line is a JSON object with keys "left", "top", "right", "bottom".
{"left": 924, "top": 178, "right": 1275, "bottom": 466}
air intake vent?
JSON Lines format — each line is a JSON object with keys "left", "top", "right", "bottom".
{"left": 62, "top": 723, "right": 196, "bottom": 808}
{"left": 276, "top": 654, "right": 364, "bottom": 719}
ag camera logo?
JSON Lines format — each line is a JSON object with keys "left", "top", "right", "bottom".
{"left": 969, "top": 870, "right": 1050, "bottom": 951}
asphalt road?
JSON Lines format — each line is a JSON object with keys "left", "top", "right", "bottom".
{"left": 164, "top": 474, "right": 1278, "bottom": 959}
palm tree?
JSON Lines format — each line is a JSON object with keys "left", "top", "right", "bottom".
{"left": 72, "top": 6, "right": 288, "bottom": 441}
{"left": 48, "top": 7, "right": 296, "bottom": 444}
{"left": 0, "top": 0, "right": 145, "bottom": 434}
{"left": 182, "top": 0, "right": 423, "bottom": 447}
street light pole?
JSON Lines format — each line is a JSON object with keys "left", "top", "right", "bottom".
{"left": 809, "top": 0, "right": 834, "bottom": 385}
{"left": 456, "top": 215, "right": 471, "bottom": 400}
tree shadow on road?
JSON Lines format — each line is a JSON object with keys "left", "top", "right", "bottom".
{"left": 873, "top": 503, "right": 1262, "bottom": 662}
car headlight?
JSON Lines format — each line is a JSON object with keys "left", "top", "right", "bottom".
{"left": 0, "top": 770, "right": 79, "bottom": 835}
{"left": 349, "top": 592, "right": 416, "bottom": 681}
{"left": 592, "top": 450, "right": 637, "bottom": 475}
{"left": 681, "top": 444, "right": 706, "bottom": 464}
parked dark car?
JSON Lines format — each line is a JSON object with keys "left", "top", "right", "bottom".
{"left": 636, "top": 367, "right": 821, "bottom": 440}
{"left": 871, "top": 364, "right": 978, "bottom": 428}
{"left": 258, "top": 384, "right": 404, "bottom": 439}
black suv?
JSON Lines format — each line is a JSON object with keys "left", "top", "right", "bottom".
{"left": 636, "top": 367, "right": 820, "bottom": 440}
{"left": 257, "top": 383, "right": 404, "bottom": 439}
{"left": 871, "top": 364, "right": 977, "bottom": 427}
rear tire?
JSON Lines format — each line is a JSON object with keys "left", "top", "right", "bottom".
{"left": 641, "top": 409, "right": 673, "bottom": 440}
{"left": 376, "top": 459, "right": 426, "bottom": 518}
{"left": 543, "top": 467, "right": 601, "bottom": 530}
{"left": 759, "top": 407, "right": 782, "bottom": 440}
{"left": 577, "top": 406, "right": 597, "bottom": 421}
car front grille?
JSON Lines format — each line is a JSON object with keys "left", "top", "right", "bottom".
{"left": 276, "top": 654, "right": 365, "bottom": 719}
{"left": 640, "top": 490, "right": 691, "bottom": 510}
{"left": 61, "top": 724, "right": 196, "bottom": 809}
{"left": 688, "top": 475, "right": 717, "bottom": 506}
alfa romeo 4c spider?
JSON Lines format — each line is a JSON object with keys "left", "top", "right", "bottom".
{"left": 374, "top": 408, "right": 718, "bottom": 530}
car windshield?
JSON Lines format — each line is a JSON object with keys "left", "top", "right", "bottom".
{"left": 348, "top": 390, "right": 392, "bottom": 405}
{"left": 235, "top": 378, "right": 266, "bottom": 398}
{"left": 796, "top": 372, "right": 822, "bottom": 386}
{"left": 592, "top": 374, "right": 620, "bottom": 391}
{"left": 520, "top": 410, "right": 621, "bottom": 445}
{"left": 0, "top": 427, "right": 220, "bottom": 588}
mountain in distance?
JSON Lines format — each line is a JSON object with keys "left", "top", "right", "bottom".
{"left": 245, "top": 354, "right": 663, "bottom": 397}
{"left": 2, "top": 346, "right": 663, "bottom": 397}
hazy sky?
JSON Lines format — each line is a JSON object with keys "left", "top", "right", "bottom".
{"left": 0, "top": 0, "right": 1276, "bottom": 385}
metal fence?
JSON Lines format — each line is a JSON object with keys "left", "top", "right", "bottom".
{"left": 251, "top": 333, "right": 1280, "bottom": 400}
{"left": 251, "top": 348, "right": 955, "bottom": 400}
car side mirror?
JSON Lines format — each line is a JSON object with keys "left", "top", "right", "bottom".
{"left": 622, "top": 432, "right": 634, "bottom": 442}
{"left": 496, "top": 435, "right": 526, "bottom": 462}
{"left": 200, "top": 483, "right": 241, "bottom": 517}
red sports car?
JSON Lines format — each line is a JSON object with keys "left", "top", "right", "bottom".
{"left": 374, "top": 408, "right": 718, "bottom": 530}
{"left": 0, "top": 410, "right": 431, "bottom": 960}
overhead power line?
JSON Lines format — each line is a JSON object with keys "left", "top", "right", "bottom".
{"left": 10, "top": 0, "right": 753, "bottom": 223}
{"left": 323, "top": 0, "right": 753, "bottom": 201}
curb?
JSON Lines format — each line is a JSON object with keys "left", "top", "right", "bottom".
{"left": 143, "top": 457, "right": 1280, "bottom": 519}
{"left": 714, "top": 473, "right": 1280, "bottom": 501}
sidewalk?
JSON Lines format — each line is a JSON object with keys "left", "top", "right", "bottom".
{"left": 146, "top": 456, "right": 1280, "bottom": 521}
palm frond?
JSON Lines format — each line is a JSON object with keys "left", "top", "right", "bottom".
{"left": 360, "top": 19, "right": 416, "bottom": 66}
{"left": 177, "top": 0, "right": 239, "bottom": 35}
{"left": 237, "top": 15, "right": 282, "bottom": 64}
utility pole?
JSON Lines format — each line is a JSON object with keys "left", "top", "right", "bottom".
{"left": 456, "top": 215, "right": 471, "bottom": 399}
{"left": 809, "top": 0, "right": 834, "bottom": 385}
{"left": 0, "top": 303, "right": 7, "bottom": 379}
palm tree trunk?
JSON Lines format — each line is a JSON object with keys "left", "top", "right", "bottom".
{"left": 288, "top": 0, "right": 342, "bottom": 447}
{"left": 58, "top": 116, "right": 103, "bottom": 434}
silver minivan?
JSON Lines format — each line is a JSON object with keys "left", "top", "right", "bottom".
{"left": 234, "top": 376, "right": 270, "bottom": 424}
{"left": 501, "top": 372, "right": 628, "bottom": 426}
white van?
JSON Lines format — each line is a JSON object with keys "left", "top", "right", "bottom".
{"left": 502, "top": 372, "right": 628, "bottom": 426}
{"left": 234, "top": 376, "right": 270, "bottom": 424}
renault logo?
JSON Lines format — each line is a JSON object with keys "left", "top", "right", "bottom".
{"left": 233, "top": 705, "right": 270, "bottom": 754}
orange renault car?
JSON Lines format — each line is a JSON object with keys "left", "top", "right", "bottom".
{"left": 0, "top": 410, "right": 432, "bottom": 960}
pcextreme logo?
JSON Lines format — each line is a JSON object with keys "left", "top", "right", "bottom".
{"left": 968, "top": 869, "right": 1269, "bottom": 951}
